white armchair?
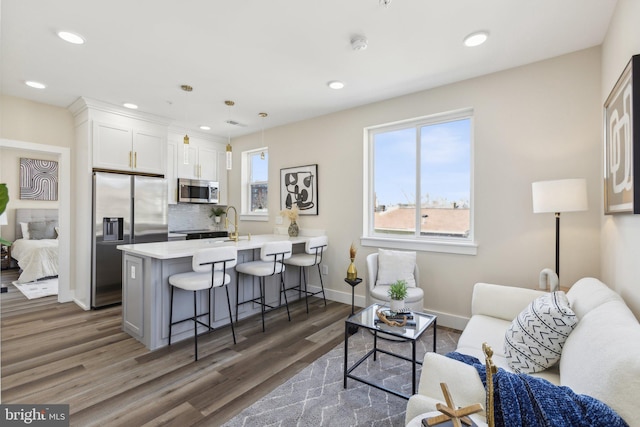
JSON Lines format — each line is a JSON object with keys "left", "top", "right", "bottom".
{"left": 366, "top": 250, "right": 424, "bottom": 312}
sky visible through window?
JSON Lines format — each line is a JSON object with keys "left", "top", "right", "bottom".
{"left": 251, "top": 152, "right": 268, "bottom": 181}
{"left": 374, "top": 118, "right": 470, "bottom": 208}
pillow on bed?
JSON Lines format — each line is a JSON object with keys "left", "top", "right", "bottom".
{"left": 20, "top": 222, "right": 31, "bottom": 240}
{"left": 27, "top": 220, "right": 58, "bottom": 240}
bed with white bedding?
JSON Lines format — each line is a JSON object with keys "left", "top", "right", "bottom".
{"left": 11, "top": 209, "right": 59, "bottom": 284}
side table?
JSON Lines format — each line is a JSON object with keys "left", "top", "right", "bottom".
{"left": 344, "top": 277, "right": 362, "bottom": 334}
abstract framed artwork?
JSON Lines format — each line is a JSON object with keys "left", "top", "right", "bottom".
{"left": 604, "top": 54, "right": 640, "bottom": 214}
{"left": 20, "top": 158, "right": 59, "bottom": 201}
{"left": 280, "top": 164, "right": 318, "bottom": 215}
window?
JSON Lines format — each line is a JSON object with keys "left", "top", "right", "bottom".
{"left": 241, "top": 147, "right": 268, "bottom": 220}
{"left": 363, "top": 109, "right": 476, "bottom": 255}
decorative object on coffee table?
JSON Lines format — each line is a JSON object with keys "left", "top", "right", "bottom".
{"left": 376, "top": 308, "right": 408, "bottom": 327}
{"left": 424, "top": 383, "right": 483, "bottom": 427}
{"left": 388, "top": 279, "right": 408, "bottom": 312}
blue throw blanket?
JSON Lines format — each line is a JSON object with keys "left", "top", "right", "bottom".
{"left": 446, "top": 352, "right": 628, "bottom": 427}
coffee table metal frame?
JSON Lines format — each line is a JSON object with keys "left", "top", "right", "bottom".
{"left": 343, "top": 303, "right": 437, "bottom": 399}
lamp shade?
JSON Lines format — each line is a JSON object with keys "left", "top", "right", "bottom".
{"left": 532, "top": 178, "right": 588, "bottom": 213}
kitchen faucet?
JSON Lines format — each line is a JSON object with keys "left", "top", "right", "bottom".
{"left": 225, "top": 206, "right": 239, "bottom": 242}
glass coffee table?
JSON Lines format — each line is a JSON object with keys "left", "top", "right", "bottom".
{"left": 343, "top": 303, "right": 437, "bottom": 399}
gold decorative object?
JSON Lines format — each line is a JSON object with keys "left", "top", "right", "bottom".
{"left": 483, "top": 343, "right": 497, "bottom": 427}
{"left": 425, "top": 383, "right": 483, "bottom": 427}
{"left": 376, "top": 309, "right": 408, "bottom": 327}
{"left": 347, "top": 243, "right": 357, "bottom": 280}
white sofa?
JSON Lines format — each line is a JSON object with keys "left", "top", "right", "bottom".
{"left": 406, "top": 277, "right": 640, "bottom": 426}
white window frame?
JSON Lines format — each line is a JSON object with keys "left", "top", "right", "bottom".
{"left": 240, "top": 147, "right": 269, "bottom": 221}
{"left": 361, "top": 108, "right": 477, "bottom": 255}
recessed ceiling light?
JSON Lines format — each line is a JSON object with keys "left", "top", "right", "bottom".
{"left": 123, "top": 103, "right": 138, "bottom": 109}
{"left": 57, "top": 31, "right": 85, "bottom": 45}
{"left": 328, "top": 80, "right": 345, "bottom": 90}
{"left": 200, "top": 125, "right": 211, "bottom": 131}
{"left": 463, "top": 31, "right": 489, "bottom": 47}
{"left": 25, "top": 81, "right": 46, "bottom": 89}
{"left": 351, "top": 36, "right": 368, "bottom": 51}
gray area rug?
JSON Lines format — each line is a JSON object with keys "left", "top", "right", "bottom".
{"left": 223, "top": 326, "right": 459, "bottom": 427}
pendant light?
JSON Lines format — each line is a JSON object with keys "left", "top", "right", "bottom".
{"left": 181, "top": 85, "right": 193, "bottom": 165}
{"left": 225, "top": 100, "right": 235, "bottom": 170}
{"left": 259, "top": 112, "right": 267, "bottom": 160}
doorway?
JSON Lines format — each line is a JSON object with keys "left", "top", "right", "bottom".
{"left": 0, "top": 139, "right": 71, "bottom": 304}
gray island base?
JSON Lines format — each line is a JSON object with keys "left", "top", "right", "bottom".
{"left": 117, "top": 234, "right": 317, "bottom": 350}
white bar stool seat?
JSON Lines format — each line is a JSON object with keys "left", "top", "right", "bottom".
{"left": 282, "top": 235, "right": 328, "bottom": 313}
{"left": 235, "top": 240, "right": 292, "bottom": 332}
{"left": 168, "top": 246, "right": 237, "bottom": 361}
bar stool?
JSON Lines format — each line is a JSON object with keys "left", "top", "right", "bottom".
{"left": 235, "top": 240, "right": 292, "bottom": 332}
{"left": 168, "top": 246, "right": 237, "bottom": 361}
{"left": 282, "top": 235, "right": 328, "bottom": 313}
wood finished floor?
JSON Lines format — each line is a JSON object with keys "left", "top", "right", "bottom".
{"left": 0, "top": 269, "right": 461, "bottom": 426}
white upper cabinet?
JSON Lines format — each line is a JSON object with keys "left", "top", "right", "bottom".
{"left": 172, "top": 137, "right": 220, "bottom": 181}
{"left": 93, "top": 121, "right": 165, "bottom": 175}
{"left": 167, "top": 133, "right": 227, "bottom": 204}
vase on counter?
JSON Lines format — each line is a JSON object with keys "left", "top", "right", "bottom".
{"left": 288, "top": 220, "right": 299, "bottom": 237}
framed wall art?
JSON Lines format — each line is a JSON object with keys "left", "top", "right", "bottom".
{"left": 604, "top": 54, "right": 640, "bottom": 214}
{"left": 280, "top": 164, "right": 318, "bottom": 215}
{"left": 20, "top": 158, "right": 59, "bottom": 201}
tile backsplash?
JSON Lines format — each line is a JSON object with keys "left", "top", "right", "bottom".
{"left": 168, "top": 203, "right": 226, "bottom": 231}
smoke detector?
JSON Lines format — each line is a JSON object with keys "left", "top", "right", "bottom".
{"left": 379, "top": 0, "right": 392, "bottom": 7}
{"left": 351, "top": 36, "right": 368, "bottom": 51}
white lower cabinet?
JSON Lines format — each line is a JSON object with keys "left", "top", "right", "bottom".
{"left": 123, "top": 255, "right": 144, "bottom": 339}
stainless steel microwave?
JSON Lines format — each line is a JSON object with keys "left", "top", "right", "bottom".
{"left": 178, "top": 178, "right": 219, "bottom": 204}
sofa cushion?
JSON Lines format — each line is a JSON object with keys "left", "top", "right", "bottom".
{"left": 504, "top": 291, "right": 578, "bottom": 373}
{"left": 376, "top": 248, "right": 416, "bottom": 287}
{"left": 560, "top": 299, "right": 640, "bottom": 425}
{"left": 566, "top": 277, "right": 623, "bottom": 319}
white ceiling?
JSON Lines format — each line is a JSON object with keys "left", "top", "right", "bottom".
{"left": 1, "top": 0, "right": 617, "bottom": 139}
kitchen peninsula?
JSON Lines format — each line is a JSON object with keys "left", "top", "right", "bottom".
{"left": 117, "top": 234, "right": 316, "bottom": 350}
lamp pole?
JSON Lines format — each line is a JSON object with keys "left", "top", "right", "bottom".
{"left": 555, "top": 212, "right": 560, "bottom": 279}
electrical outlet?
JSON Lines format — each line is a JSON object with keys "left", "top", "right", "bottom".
{"left": 275, "top": 215, "right": 283, "bottom": 225}
{"left": 322, "top": 264, "right": 328, "bottom": 275}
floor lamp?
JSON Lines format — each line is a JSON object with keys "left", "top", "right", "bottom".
{"left": 532, "top": 178, "right": 588, "bottom": 280}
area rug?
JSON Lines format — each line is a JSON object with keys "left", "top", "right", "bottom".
{"left": 223, "top": 326, "right": 449, "bottom": 427}
{"left": 12, "top": 278, "right": 58, "bottom": 299}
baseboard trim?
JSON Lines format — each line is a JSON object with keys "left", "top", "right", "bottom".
{"left": 306, "top": 284, "right": 470, "bottom": 331}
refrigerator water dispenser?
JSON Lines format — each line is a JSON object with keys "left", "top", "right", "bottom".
{"left": 103, "top": 217, "right": 123, "bottom": 241}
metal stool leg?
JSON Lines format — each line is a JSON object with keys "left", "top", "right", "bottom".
{"left": 302, "top": 267, "right": 309, "bottom": 313}
{"left": 281, "top": 273, "right": 291, "bottom": 321}
{"left": 193, "top": 290, "right": 198, "bottom": 361}
{"left": 168, "top": 286, "right": 174, "bottom": 345}
{"left": 235, "top": 271, "right": 240, "bottom": 323}
{"left": 260, "top": 277, "right": 266, "bottom": 332}
{"left": 225, "top": 284, "right": 236, "bottom": 344}
{"left": 317, "top": 263, "right": 327, "bottom": 305}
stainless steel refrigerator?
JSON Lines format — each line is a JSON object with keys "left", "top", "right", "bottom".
{"left": 92, "top": 172, "right": 168, "bottom": 308}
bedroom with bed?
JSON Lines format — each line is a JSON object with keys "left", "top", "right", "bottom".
{"left": 5, "top": 208, "right": 59, "bottom": 298}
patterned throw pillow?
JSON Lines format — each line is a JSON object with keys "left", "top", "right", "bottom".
{"left": 504, "top": 291, "right": 578, "bottom": 373}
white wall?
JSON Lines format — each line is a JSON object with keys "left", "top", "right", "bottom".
{"left": 229, "top": 47, "right": 603, "bottom": 328}
{"left": 600, "top": 0, "right": 640, "bottom": 318}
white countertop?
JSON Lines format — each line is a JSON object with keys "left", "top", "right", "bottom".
{"left": 117, "top": 234, "right": 310, "bottom": 259}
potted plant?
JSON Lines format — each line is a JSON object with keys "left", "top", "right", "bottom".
{"left": 388, "top": 279, "right": 408, "bottom": 313}
{"left": 209, "top": 207, "right": 225, "bottom": 224}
